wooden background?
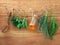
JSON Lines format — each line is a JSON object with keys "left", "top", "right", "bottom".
{"left": 0, "top": 0, "right": 60, "bottom": 45}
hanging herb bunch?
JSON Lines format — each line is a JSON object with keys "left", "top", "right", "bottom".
{"left": 22, "top": 10, "right": 28, "bottom": 29}
{"left": 42, "top": 9, "right": 49, "bottom": 38}
{"left": 38, "top": 15, "right": 45, "bottom": 31}
{"left": 38, "top": 9, "right": 49, "bottom": 38}
{"left": 10, "top": 9, "right": 28, "bottom": 29}
{"left": 38, "top": 11, "right": 45, "bottom": 31}
{"left": 16, "top": 16, "right": 22, "bottom": 29}
{"left": 48, "top": 9, "right": 58, "bottom": 40}
{"left": 22, "top": 17, "right": 28, "bottom": 29}
{"left": 10, "top": 13, "right": 23, "bottom": 29}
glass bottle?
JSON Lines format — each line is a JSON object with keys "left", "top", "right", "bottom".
{"left": 29, "top": 8, "right": 37, "bottom": 30}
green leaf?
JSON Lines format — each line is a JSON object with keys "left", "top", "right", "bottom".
{"left": 17, "top": 23, "right": 22, "bottom": 29}
{"left": 22, "top": 17, "right": 28, "bottom": 29}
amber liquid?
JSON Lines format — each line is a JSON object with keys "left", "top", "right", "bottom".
{"left": 29, "top": 24, "right": 36, "bottom": 30}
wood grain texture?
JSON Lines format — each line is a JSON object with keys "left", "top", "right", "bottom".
{"left": 0, "top": 0, "right": 60, "bottom": 45}
{"left": 0, "top": 30, "right": 60, "bottom": 45}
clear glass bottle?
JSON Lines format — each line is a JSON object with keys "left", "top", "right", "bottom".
{"left": 29, "top": 8, "right": 37, "bottom": 30}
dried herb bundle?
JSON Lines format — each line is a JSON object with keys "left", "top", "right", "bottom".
{"left": 22, "top": 17, "right": 28, "bottom": 29}
{"left": 38, "top": 15, "right": 45, "bottom": 31}
{"left": 42, "top": 10, "right": 49, "bottom": 37}
{"left": 48, "top": 9, "right": 58, "bottom": 40}
{"left": 10, "top": 14, "right": 28, "bottom": 29}
{"left": 10, "top": 15, "right": 22, "bottom": 29}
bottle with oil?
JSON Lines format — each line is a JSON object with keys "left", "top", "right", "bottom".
{"left": 29, "top": 8, "right": 37, "bottom": 30}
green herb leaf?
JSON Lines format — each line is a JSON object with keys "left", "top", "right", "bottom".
{"left": 42, "top": 10, "right": 49, "bottom": 38}
{"left": 22, "top": 17, "right": 28, "bottom": 29}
